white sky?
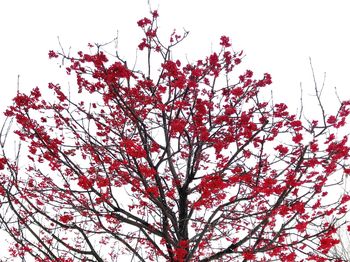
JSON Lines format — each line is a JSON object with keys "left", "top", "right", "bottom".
{"left": 1, "top": 0, "right": 350, "bottom": 113}
{"left": 0, "top": 0, "right": 350, "bottom": 259}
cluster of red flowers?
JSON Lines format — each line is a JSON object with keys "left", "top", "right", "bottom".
{"left": 59, "top": 214, "right": 74, "bottom": 223}
{"left": 77, "top": 175, "right": 94, "bottom": 190}
{"left": 0, "top": 157, "right": 6, "bottom": 170}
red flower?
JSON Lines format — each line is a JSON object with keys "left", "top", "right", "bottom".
{"left": 174, "top": 248, "right": 187, "bottom": 262}
{"left": 327, "top": 115, "right": 337, "bottom": 124}
{"left": 292, "top": 202, "right": 305, "bottom": 213}
{"left": 138, "top": 38, "right": 150, "bottom": 51}
{"left": 289, "top": 120, "right": 302, "bottom": 130}
{"left": 170, "top": 119, "right": 187, "bottom": 134}
{"left": 224, "top": 106, "right": 236, "bottom": 115}
{"left": 231, "top": 87, "right": 243, "bottom": 97}
{"left": 139, "top": 165, "right": 157, "bottom": 178}
{"left": 59, "top": 214, "right": 74, "bottom": 223}
{"left": 146, "top": 186, "right": 159, "bottom": 198}
{"left": 310, "top": 141, "right": 319, "bottom": 152}
{"left": 162, "top": 60, "right": 180, "bottom": 78}
{"left": 292, "top": 133, "right": 303, "bottom": 144}
{"left": 107, "top": 62, "right": 132, "bottom": 79}
{"left": 0, "top": 157, "right": 6, "bottom": 170}
{"left": 13, "top": 93, "right": 31, "bottom": 107}
{"left": 48, "top": 50, "right": 58, "bottom": 58}
{"left": 283, "top": 252, "right": 297, "bottom": 261}
{"left": 96, "top": 177, "right": 110, "bottom": 188}
{"left": 234, "top": 58, "right": 241, "bottom": 65}
{"left": 273, "top": 103, "right": 289, "bottom": 117}
{"left": 245, "top": 70, "right": 253, "bottom": 78}
{"left": 122, "top": 139, "right": 147, "bottom": 158}
{"left": 220, "top": 36, "right": 231, "bottom": 48}
{"left": 318, "top": 237, "right": 340, "bottom": 254}
{"left": 295, "top": 222, "right": 308, "bottom": 232}
{"left": 262, "top": 177, "right": 277, "bottom": 188}
{"left": 0, "top": 186, "right": 5, "bottom": 196}
{"left": 174, "top": 240, "right": 188, "bottom": 261}
{"left": 275, "top": 145, "right": 289, "bottom": 155}
{"left": 209, "top": 52, "right": 219, "bottom": 66}
{"left": 242, "top": 250, "right": 256, "bottom": 260}
{"left": 78, "top": 175, "right": 94, "bottom": 190}
{"left": 150, "top": 141, "right": 160, "bottom": 153}
{"left": 137, "top": 17, "right": 152, "bottom": 28}
{"left": 146, "top": 29, "right": 157, "bottom": 38}
{"left": 341, "top": 194, "right": 350, "bottom": 204}
{"left": 151, "top": 10, "right": 159, "bottom": 18}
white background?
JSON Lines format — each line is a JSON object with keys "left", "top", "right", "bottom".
{"left": 1, "top": 0, "right": 350, "bottom": 112}
{"left": 1, "top": 0, "right": 350, "bottom": 259}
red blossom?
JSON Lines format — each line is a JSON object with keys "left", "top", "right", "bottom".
{"left": 96, "top": 177, "right": 110, "bottom": 188}
{"left": 242, "top": 250, "right": 256, "bottom": 260}
{"left": 78, "top": 175, "right": 94, "bottom": 190}
{"left": 340, "top": 194, "right": 350, "bottom": 204}
{"left": 122, "top": 139, "right": 147, "bottom": 158}
{"left": 318, "top": 237, "right": 340, "bottom": 254}
{"left": 310, "top": 141, "right": 319, "bottom": 152}
{"left": 59, "top": 214, "right": 74, "bottom": 223}
{"left": 139, "top": 165, "right": 157, "bottom": 178}
{"left": 151, "top": 10, "right": 159, "bottom": 18}
{"left": 273, "top": 103, "right": 289, "bottom": 117}
{"left": 224, "top": 106, "right": 236, "bottom": 115}
{"left": 220, "top": 35, "right": 231, "bottom": 47}
{"left": 231, "top": 87, "right": 244, "bottom": 97}
{"left": 150, "top": 141, "right": 160, "bottom": 152}
{"left": 327, "top": 115, "right": 337, "bottom": 124}
{"left": 138, "top": 38, "right": 150, "bottom": 50}
{"left": 283, "top": 253, "right": 297, "bottom": 261}
{"left": 13, "top": 94, "right": 31, "bottom": 107}
{"left": 48, "top": 50, "right": 59, "bottom": 58}
{"left": 209, "top": 52, "right": 219, "bottom": 66}
{"left": 0, "top": 157, "right": 6, "bottom": 170}
{"left": 292, "top": 202, "right": 305, "bottom": 213}
{"left": 295, "top": 222, "right": 308, "bottom": 232}
{"left": 234, "top": 58, "right": 241, "bottom": 65}
{"left": 289, "top": 120, "right": 302, "bottom": 130}
{"left": 137, "top": 17, "right": 152, "bottom": 28}
{"left": 162, "top": 60, "right": 181, "bottom": 78}
{"left": 292, "top": 133, "right": 303, "bottom": 144}
{"left": 107, "top": 62, "right": 132, "bottom": 79}
{"left": 0, "top": 186, "right": 5, "bottom": 196}
{"left": 146, "top": 186, "right": 159, "bottom": 198}
{"left": 170, "top": 119, "right": 187, "bottom": 134}
{"left": 275, "top": 144, "right": 289, "bottom": 155}
{"left": 173, "top": 240, "right": 189, "bottom": 261}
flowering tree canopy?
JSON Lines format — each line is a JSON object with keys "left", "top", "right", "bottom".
{"left": 1, "top": 10, "right": 350, "bottom": 262}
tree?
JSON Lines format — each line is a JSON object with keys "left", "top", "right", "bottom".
{"left": 1, "top": 9, "right": 350, "bottom": 261}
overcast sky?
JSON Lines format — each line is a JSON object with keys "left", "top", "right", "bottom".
{"left": 1, "top": 0, "right": 350, "bottom": 115}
